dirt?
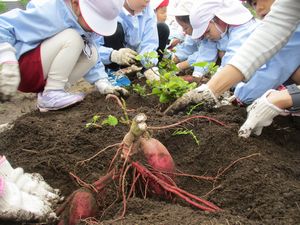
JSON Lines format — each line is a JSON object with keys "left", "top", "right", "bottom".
{"left": 0, "top": 81, "right": 300, "bottom": 225}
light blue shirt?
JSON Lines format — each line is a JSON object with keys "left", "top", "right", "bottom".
{"left": 0, "top": 0, "right": 108, "bottom": 84}
{"left": 174, "top": 35, "right": 199, "bottom": 63}
{"left": 96, "top": 5, "right": 159, "bottom": 68}
{"left": 192, "top": 19, "right": 258, "bottom": 76}
{"left": 234, "top": 25, "right": 300, "bottom": 104}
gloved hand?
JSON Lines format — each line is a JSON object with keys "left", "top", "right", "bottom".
{"left": 164, "top": 84, "right": 219, "bottom": 115}
{"left": 144, "top": 67, "right": 160, "bottom": 81}
{"left": 0, "top": 176, "right": 57, "bottom": 221}
{"left": 238, "top": 90, "right": 283, "bottom": 138}
{"left": 0, "top": 156, "right": 61, "bottom": 204}
{"left": 0, "top": 62, "right": 21, "bottom": 102}
{"left": 95, "top": 79, "right": 129, "bottom": 97}
{"left": 110, "top": 48, "right": 138, "bottom": 66}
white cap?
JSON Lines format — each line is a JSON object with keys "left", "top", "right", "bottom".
{"left": 190, "top": 0, "right": 253, "bottom": 39}
{"left": 79, "top": 0, "right": 125, "bottom": 36}
{"left": 168, "top": 0, "right": 194, "bottom": 16}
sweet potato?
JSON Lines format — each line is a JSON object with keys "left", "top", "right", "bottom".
{"left": 58, "top": 188, "right": 98, "bottom": 225}
{"left": 139, "top": 137, "right": 175, "bottom": 199}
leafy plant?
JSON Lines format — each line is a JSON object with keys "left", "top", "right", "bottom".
{"left": 192, "top": 62, "right": 219, "bottom": 79}
{"left": 135, "top": 50, "right": 196, "bottom": 103}
{"left": 101, "top": 115, "right": 118, "bottom": 127}
{"left": 85, "top": 115, "right": 118, "bottom": 128}
{"left": 135, "top": 51, "right": 158, "bottom": 69}
{"left": 132, "top": 83, "right": 147, "bottom": 97}
{"left": 0, "top": 1, "right": 7, "bottom": 13}
{"left": 172, "top": 128, "right": 200, "bottom": 146}
{"left": 85, "top": 115, "right": 101, "bottom": 128}
{"left": 148, "top": 75, "right": 196, "bottom": 103}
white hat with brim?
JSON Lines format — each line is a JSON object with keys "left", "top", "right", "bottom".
{"left": 168, "top": 0, "right": 194, "bottom": 16}
{"left": 190, "top": 0, "right": 253, "bottom": 39}
{"left": 79, "top": 0, "right": 124, "bottom": 36}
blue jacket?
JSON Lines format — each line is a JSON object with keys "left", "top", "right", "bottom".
{"left": 0, "top": 0, "right": 108, "bottom": 84}
{"left": 96, "top": 5, "right": 159, "bottom": 67}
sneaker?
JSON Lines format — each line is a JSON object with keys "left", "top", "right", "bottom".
{"left": 37, "top": 90, "right": 84, "bottom": 112}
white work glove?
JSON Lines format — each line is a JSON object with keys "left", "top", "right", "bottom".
{"left": 0, "top": 62, "right": 21, "bottom": 102}
{"left": 238, "top": 90, "right": 283, "bottom": 138}
{"left": 0, "top": 156, "right": 61, "bottom": 204}
{"left": 144, "top": 67, "right": 160, "bottom": 81}
{"left": 95, "top": 79, "right": 129, "bottom": 97}
{"left": 0, "top": 177, "right": 57, "bottom": 221}
{"left": 110, "top": 48, "right": 138, "bottom": 66}
{"left": 164, "top": 84, "right": 219, "bottom": 115}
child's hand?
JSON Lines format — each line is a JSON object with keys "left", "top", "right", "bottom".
{"left": 110, "top": 48, "right": 138, "bottom": 66}
{"left": 0, "top": 62, "right": 20, "bottom": 102}
{"left": 95, "top": 79, "right": 129, "bottom": 97}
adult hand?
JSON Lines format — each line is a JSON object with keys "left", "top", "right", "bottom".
{"left": 238, "top": 90, "right": 283, "bottom": 138}
{"left": 0, "top": 177, "right": 57, "bottom": 222}
{"left": 164, "top": 84, "right": 219, "bottom": 115}
{"left": 144, "top": 67, "right": 160, "bottom": 81}
{"left": 95, "top": 79, "right": 129, "bottom": 97}
{"left": 110, "top": 48, "right": 138, "bottom": 66}
{"left": 0, "top": 62, "right": 20, "bottom": 102}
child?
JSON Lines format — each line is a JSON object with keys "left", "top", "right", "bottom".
{"left": 168, "top": 0, "right": 218, "bottom": 83}
{"left": 0, "top": 0, "right": 126, "bottom": 112}
{"left": 151, "top": 0, "right": 170, "bottom": 58}
{"left": 93, "top": 0, "right": 161, "bottom": 81}
{"left": 190, "top": 0, "right": 256, "bottom": 78}
{"left": 0, "top": 155, "right": 59, "bottom": 221}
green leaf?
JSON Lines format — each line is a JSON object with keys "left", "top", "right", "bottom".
{"left": 101, "top": 115, "right": 118, "bottom": 127}
{"left": 135, "top": 55, "right": 143, "bottom": 61}
{"left": 148, "top": 51, "right": 158, "bottom": 58}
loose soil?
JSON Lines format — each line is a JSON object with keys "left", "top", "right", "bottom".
{"left": 0, "top": 83, "right": 299, "bottom": 225}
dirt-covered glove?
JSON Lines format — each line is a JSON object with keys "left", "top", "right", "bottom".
{"left": 0, "top": 176, "right": 57, "bottom": 221}
{"left": 238, "top": 90, "right": 283, "bottom": 138}
{"left": 164, "top": 84, "right": 219, "bottom": 115}
{"left": 0, "top": 62, "right": 21, "bottom": 102}
{"left": 110, "top": 48, "right": 138, "bottom": 66}
{"left": 0, "top": 156, "right": 61, "bottom": 204}
{"left": 144, "top": 67, "right": 160, "bottom": 81}
{"left": 95, "top": 79, "right": 129, "bottom": 97}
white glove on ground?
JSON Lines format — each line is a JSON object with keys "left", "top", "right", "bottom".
{"left": 95, "top": 79, "right": 129, "bottom": 96}
{"left": 0, "top": 156, "right": 61, "bottom": 203}
{"left": 238, "top": 90, "right": 284, "bottom": 138}
{"left": 164, "top": 84, "right": 219, "bottom": 115}
{"left": 110, "top": 48, "right": 138, "bottom": 66}
{"left": 144, "top": 67, "right": 160, "bottom": 81}
{"left": 0, "top": 176, "right": 57, "bottom": 221}
{"left": 0, "top": 62, "right": 20, "bottom": 102}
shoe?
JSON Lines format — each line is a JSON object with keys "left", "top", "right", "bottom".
{"left": 37, "top": 90, "right": 84, "bottom": 112}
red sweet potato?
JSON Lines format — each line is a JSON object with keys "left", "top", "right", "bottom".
{"left": 139, "top": 137, "right": 175, "bottom": 199}
{"left": 57, "top": 188, "right": 98, "bottom": 225}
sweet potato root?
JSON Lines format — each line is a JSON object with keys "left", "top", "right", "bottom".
{"left": 57, "top": 188, "right": 97, "bottom": 225}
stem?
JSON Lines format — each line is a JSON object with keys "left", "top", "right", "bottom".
{"left": 148, "top": 115, "right": 227, "bottom": 130}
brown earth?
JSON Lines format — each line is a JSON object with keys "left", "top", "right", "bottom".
{"left": 0, "top": 81, "right": 300, "bottom": 225}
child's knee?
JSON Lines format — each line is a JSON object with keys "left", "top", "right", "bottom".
{"left": 60, "top": 28, "right": 85, "bottom": 50}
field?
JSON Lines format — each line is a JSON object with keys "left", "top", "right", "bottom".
{"left": 0, "top": 81, "right": 300, "bottom": 225}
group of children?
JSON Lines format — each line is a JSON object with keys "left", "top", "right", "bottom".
{"left": 0, "top": 0, "right": 300, "bottom": 221}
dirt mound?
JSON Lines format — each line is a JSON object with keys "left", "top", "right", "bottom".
{"left": 0, "top": 91, "right": 299, "bottom": 225}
